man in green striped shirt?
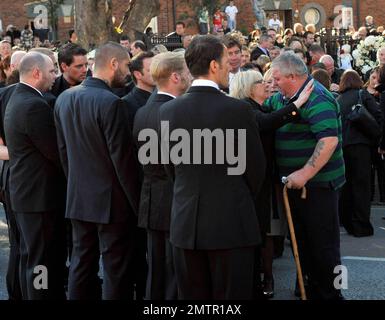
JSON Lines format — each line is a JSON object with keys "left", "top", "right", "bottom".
{"left": 264, "top": 52, "right": 345, "bottom": 300}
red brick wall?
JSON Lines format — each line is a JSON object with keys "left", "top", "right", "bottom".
{"left": 1, "top": 0, "right": 385, "bottom": 41}
{"left": 0, "top": 0, "right": 27, "bottom": 34}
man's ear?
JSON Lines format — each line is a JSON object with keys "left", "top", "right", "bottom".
{"left": 209, "top": 60, "right": 218, "bottom": 74}
{"left": 31, "top": 67, "right": 41, "bottom": 80}
{"left": 110, "top": 57, "right": 119, "bottom": 71}
{"left": 133, "top": 70, "right": 142, "bottom": 81}
{"left": 60, "top": 62, "right": 68, "bottom": 72}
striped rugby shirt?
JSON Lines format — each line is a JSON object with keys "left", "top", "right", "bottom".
{"left": 263, "top": 77, "right": 346, "bottom": 190}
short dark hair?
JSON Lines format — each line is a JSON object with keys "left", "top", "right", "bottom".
{"left": 223, "top": 35, "right": 241, "bottom": 50}
{"left": 176, "top": 21, "right": 185, "bottom": 28}
{"left": 309, "top": 44, "right": 325, "bottom": 54}
{"left": 339, "top": 70, "right": 363, "bottom": 92}
{"left": 120, "top": 35, "right": 130, "bottom": 42}
{"left": 129, "top": 51, "right": 154, "bottom": 83}
{"left": 304, "top": 31, "right": 314, "bottom": 39}
{"left": 312, "top": 69, "right": 331, "bottom": 89}
{"left": 69, "top": 29, "right": 75, "bottom": 39}
{"left": 185, "top": 35, "right": 224, "bottom": 77}
{"left": 132, "top": 40, "right": 146, "bottom": 51}
{"left": 311, "top": 62, "right": 326, "bottom": 72}
{"left": 94, "top": 41, "right": 129, "bottom": 72}
{"left": 58, "top": 43, "right": 87, "bottom": 67}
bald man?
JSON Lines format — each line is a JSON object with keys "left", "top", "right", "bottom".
{"left": 319, "top": 54, "right": 344, "bottom": 90}
{"left": 4, "top": 52, "right": 66, "bottom": 300}
{"left": 54, "top": 42, "right": 141, "bottom": 300}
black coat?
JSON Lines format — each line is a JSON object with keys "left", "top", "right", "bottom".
{"left": 51, "top": 74, "right": 71, "bottom": 97}
{"left": 243, "top": 97, "right": 299, "bottom": 235}
{"left": 4, "top": 83, "right": 65, "bottom": 212}
{"left": 159, "top": 86, "right": 266, "bottom": 250}
{"left": 54, "top": 77, "right": 141, "bottom": 224}
{"left": 337, "top": 88, "right": 383, "bottom": 147}
{"left": 122, "top": 86, "right": 153, "bottom": 128}
{"left": 133, "top": 93, "right": 174, "bottom": 231}
{"left": 250, "top": 46, "right": 270, "bottom": 62}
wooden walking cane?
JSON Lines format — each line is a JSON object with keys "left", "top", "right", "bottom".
{"left": 281, "top": 177, "right": 307, "bottom": 300}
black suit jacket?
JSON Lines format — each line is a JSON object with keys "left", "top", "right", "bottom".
{"left": 122, "top": 86, "right": 152, "bottom": 126}
{"left": 54, "top": 77, "right": 141, "bottom": 224}
{"left": 51, "top": 74, "right": 71, "bottom": 97}
{"left": 159, "top": 86, "right": 266, "bottom": 250}
{"left": 251, "top": 46, "right": 270, "bottom": 61}
{"left": 133, "top": 93, "right": 174, "bottom": 231}
{"left": 4, "top": 83, "right": 65, "bottom": 212}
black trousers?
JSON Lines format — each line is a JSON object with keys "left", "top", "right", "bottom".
{"left": 146, "top": 229, "right": 177, "bottom": 300}
{"left": 173, "top": 246, "right": 256, "bottom": 300}
{"left": 287, "top": 187, "right": 342, "bottom": 300}
{"left": 371, "top": 147, "right": 385, "bottom": 201}
{"left": 15, "top": 210, "right": 66, "bottom": 300}
{"left": 3, "top": 187, "right": 22, "bottom": 300}
{"left": 341, "top": 144, "right": 374, "bottom": 236}
{"left": 133, "top": 226, "right": 147, "bottom": 300}
{"left": 68, "top": 219, "right": 136, "bottom": 300}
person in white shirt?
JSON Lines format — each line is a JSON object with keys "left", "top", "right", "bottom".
{"left": 268, "top": 13, "right": 281, "bottom": 32}
{"left": 225, "top": 1, "right": 238, "bottom": 31}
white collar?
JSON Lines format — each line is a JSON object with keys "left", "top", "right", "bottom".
{"left": 157, "top": 91, "right": 176, "bottom": 99}
{"left": 20, "top": 81, "right": 43, "bottom": 97}
{"left": 191, "top": 79, "right": 219, "bottom": 90}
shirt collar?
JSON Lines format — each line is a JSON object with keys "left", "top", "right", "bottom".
{"left": 191, "top": 79, "right": 220, "bottom": 91}
{"left": 20, "top": 81, "right": 43, "bottom": 97}
{"left": 157, "top": 91, "right": 176, "bottom": 99}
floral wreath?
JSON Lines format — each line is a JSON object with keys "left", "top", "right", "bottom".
{"left": 352, "top": 35, "right": 385, "bottom": 75}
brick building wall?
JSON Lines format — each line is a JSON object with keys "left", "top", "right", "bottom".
{"left": 1, "top": 0, "right": 385, "bottom": 42}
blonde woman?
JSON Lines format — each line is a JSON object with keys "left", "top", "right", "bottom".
{"left": 230, "top": 70, "right": 313, "bottom": 298}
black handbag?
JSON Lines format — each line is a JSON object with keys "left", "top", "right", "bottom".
{"left": 347, "top": 89, "right": 381, "bottom": 141}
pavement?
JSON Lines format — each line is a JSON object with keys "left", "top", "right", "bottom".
{"left": 0, "top": 204, "right": 385, "bottom": 300}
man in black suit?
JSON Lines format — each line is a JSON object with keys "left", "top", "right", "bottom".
{"left": 123, "top": 51, "right": 155, "bottom": 119}
{"left": 4, "top": 52, "right": 66, "bottom": 300}
{"left": 51, "top": 43, "right": 88, "bottom": 97}
{"left": 319, "top": 55, "right": 344, "bottom": 91}
{"left": 54, "top": 42, "right": 141, "bottom": 300}
{"left": 250, "top": 34, "right": 273, "bottom": 62}
{"left": 133, "top": 51, "right": 191, "bottom": 299}
{"left": 159, "top": 35, "right": 266, "bottom": 299}
{"left": 122, "top": 51, "right": 155, "bottom": 299}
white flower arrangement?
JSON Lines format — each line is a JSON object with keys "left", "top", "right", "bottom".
{"left": 352, "top": 35, "right": 385, "bottom": 74}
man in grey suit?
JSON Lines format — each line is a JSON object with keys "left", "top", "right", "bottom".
{"left": 159, "top": 35, "right": 266, "bottom": 299}
{"left": 54, "top": 42, "right": 141, "bottom": 300}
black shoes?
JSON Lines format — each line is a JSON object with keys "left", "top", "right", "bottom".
{"left": 263, "top": 277, "right": 274, "bottom": 299}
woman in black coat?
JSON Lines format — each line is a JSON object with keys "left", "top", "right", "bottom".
{"left": 337, "top": 70, "right": 383, "bottom": 237}
{"left": 230, "top": 69, "right": 313, "bottom": 298}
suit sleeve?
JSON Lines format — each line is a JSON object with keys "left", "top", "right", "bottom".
{"left": 53, "top": 102, "right": 68, "bottom": 178}
{"left": 26, "top": 99, "right": 61, "bottom": 168}
{"left": 242, "top": 104, "right": 266, "bottom": 198}
{"left": 101, "top": 99, "right": 141, "bottom": 214}
{"left": 255, "top": 103, "right": 298, "bottom": 132}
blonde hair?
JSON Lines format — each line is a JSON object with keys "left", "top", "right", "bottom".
{"left": 263, "top": 68, "right": 273, "bottom": 82}
{"left": 229, "top": 70, "right": 263, "bottom": 99}
{"left": 150, "top": 51, "right": 185, "bottom": 86}
{"left": 305, "top": 23, "right": 316, "bottom": 33}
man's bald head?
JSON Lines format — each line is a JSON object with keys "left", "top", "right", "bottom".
{"left": 19, "top": 52, "right": 49, "bottom": 78}
{"left": 19, "top": 52, "right": 56, "bottom": 92}
{"left": 94, "top": 41, "right": 129, "bottom": 72}
{"left": 10, "top": 51, "right": 27, "bottom": 71}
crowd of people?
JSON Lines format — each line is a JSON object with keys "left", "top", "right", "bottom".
{"left": 0, "top": 7, "right": 385, "bottom": 302}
